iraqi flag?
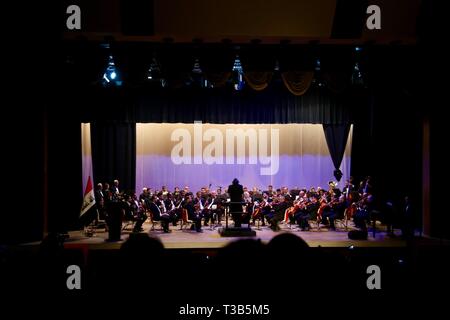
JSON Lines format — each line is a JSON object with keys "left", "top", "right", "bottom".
{"left": 80, "top": 175, "right": 96, "bottom": 217}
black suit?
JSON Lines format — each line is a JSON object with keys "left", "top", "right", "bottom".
{"left": 148, "top": 201, "right": 170, "bottom": 232}
{"left": 94, "top": 189, "right": 106, "bottom": 220}
{"left": 228, "top": 183, "right": 244, "bottom": 227}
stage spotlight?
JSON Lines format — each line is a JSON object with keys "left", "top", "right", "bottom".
{"left": 315, "top": 58, "right": 321, "bottom": 71}
{"left": 351, "top": 62, "right": 364, "bottom": 86}
{"left": 102, "top": 55, "right": 122, "bottom": 87}
{"left": 192, "top": 58, "right": 202, "bottom": 74}
{"left": 274, "top": 60, "right": 280, "bottom": 72}
{"left": 146, "top": 57, "right": 166, "bottom": 87}
{"left": 349, "top": 245, "right": 355, "bottom": 250}
{"left": 312, "top": 58, "right": 324, "bottom": 87}
{"left": 352, "top": 46, "right": 365, "bottom": 87}
{"left": 147, "top": 57, "right": 161, "bottom": 80}
{"left": 191, "top": 58, "right": 207, "bottom": 88}
{"left": 232, "top": 55, "right": 245, "bottom": 91}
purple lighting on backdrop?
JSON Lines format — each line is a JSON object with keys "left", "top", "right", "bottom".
{"left": 135, "top": 123, "right": 352, "bottom": 193}
{"left": 136, "top": 155, "right": 351, "bottom": 192}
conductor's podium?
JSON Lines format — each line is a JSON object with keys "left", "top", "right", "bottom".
{"left": 219, "top": 201, "right": 257, "bottom": 237}
{"left": 219, "top": 226, "right": 257, "bottom": 237}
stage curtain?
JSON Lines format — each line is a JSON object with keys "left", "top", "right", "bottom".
{"left": 323, "top": 124, "right": 351, "bottom": 181}
{"left": 91, "top": 122, "right": 136, "bottom": 193}
{"left": 136, "top": 123, "right": 353, "bottom": 194}
{"left": 323, "top": 72, "right": 350, "bottom": 94}
{"left": 244, "top": 72, "right": 273, "bottom": 91}
{"left": 205, "top": 72, "right": 231, "bottom": 87}
{"left": 281, "top": 71, "right": 314, "bottom": 96}
{"left": 77, "top": 85, "right": 353, "bottom": 125}
{"left": 167, "top": 72, "right": 192, "bottom": 89}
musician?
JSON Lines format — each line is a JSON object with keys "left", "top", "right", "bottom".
{"left": 215, "top": 188, "right": 227, "bottom": 225}
{"left": 295, "top": 195, "right": 320, "bottom": 231}
{"left": 203, "top": 191, "right": 222, "bottom": 226}
{"left": 228, "top": 178, "right": 244, "bottom": 227}
{"left": 111, "top": 179, "right": 120, "bottom": 195}
{"left": 193, "top": 191, "right": 209, "bottom": 226}
{"left": 122, "top": 194, "right": 134, "bottom": 221}
{"left": 342, "top": 178, "right": 355, "bottom": 196}
{"left": 264, "top": 185, "right": 275, "bottom": 197}
{"left": 163, "top": 193, "right": 178, "bottom": 226}
{"left": 359, "top": 176, "right": 372, "bottom": 194}
{"left": 202, "top": 195, "right": 212, "bottom": 227}
{"left": 242, "top": 191, "right": 254, "bottom": 224}
{"left": 353, "top": 192, "right": 374, "bottom": 230}
{"left": 148, "top": 195, "right": 171, "bottom": 233}
{"left": 183, "top": 195, "right": 202, "bottom": 232}
{"left": 173, "top": 186, "right": 181, "bottom": 198}
{"left": 131, "top": 193, "right": 147, "bottom": 233}
{"left": 252, "top": 194, "right": 271, "bottom": 226}
{"left": 95, "top": 183, "right": 104, "bottom": 203}
{"left": 284, "top": 194, "right": 304, "bottom": 225}
{"left": 103, "top": 182, "right": 112, "bottom": 203}
{"left": 251, "top": 187, "right": 260, "bottom": 198}
{"left": 183, "top": 186, "right": 192, "bottom": 197}
{"left": 266, "top": 195, "right": 289, "bottom": 231}
{"left": 321, "top": 190, "right": 345, "bottom": 230}
{"left": 139, "top": 187, "right": 149, "bottom": 203}
{"left": 95, "top": 183, "right": 106, "bottom": 220}
{"left": 211, "top": 191, "right": 225, "bottom": 225}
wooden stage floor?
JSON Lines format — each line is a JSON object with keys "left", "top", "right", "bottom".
{"left": 60, "top": 220, "right": 406, "bottom": 249}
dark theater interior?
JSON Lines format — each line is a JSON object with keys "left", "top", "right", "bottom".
{"left": 2, "top": 0, "right": 449, "bottom": 317}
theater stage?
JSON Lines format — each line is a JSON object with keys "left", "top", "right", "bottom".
{"left": 58, "top": 221, "right": 405, "bottom": 249}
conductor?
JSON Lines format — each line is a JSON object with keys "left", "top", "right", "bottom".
{"left": 228, "top": 178, "right": 244, "bottom": 227}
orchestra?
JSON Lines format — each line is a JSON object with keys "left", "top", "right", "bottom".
{"left": 94, "top": 177, "right": 376, "bottom": 236}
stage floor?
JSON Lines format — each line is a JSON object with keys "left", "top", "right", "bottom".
{"left": 60, "top": 220, "right": 406, "bottom": 249}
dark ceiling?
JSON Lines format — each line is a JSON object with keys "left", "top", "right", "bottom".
{"left": 63, "top": 0, "right": 423, "bottom": 45}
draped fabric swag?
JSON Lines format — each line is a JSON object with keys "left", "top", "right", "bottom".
{"left": 244, "top": 72, "right": 273, "bottom": 91}
{"left": 281, "top": 71, "right": 314, "bottom": 96}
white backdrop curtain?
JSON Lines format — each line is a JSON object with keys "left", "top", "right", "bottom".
{"left": 136, "top": 123, "right": 352, "bottom": 193}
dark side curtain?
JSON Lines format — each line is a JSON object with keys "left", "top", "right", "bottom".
{"left": 323, "top": 124, "right": 351, "bottom": 181}
{"left": 91, "top": 122, "right": 136, "bottom": 193}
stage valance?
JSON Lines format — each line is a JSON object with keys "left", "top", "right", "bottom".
{"left": 76, "top": 85, "right": 361, "bottom": 125}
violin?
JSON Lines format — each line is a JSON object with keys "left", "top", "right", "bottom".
{"left": 252, "top": 199, "right": 267, "bottom": 218}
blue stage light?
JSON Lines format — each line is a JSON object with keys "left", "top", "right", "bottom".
{"left": 102, "top": 54, "right": 122, "bottom": 87}
{"left": 232, "top": 55, "right": 245, "bottom": 91}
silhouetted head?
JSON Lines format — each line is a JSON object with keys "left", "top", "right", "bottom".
{"left": 120, "top": 233, "right": 164, "bottom": 264}
{"left": 216, "top": 239, "right": 264, "bottom": 269}
{"left": 232, "top": 178, "right": 239, "bottom": 185}
{"left": 267, "top": 233, "right": 309, "bottom": 251}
